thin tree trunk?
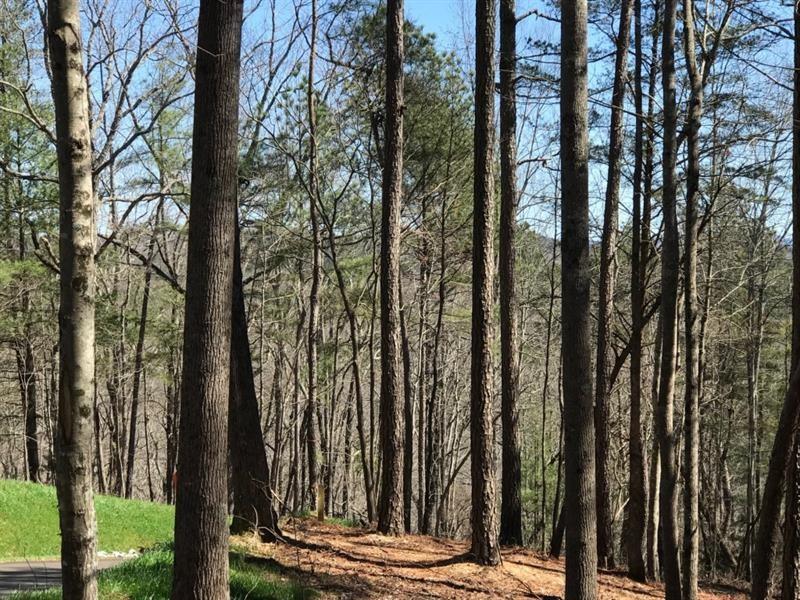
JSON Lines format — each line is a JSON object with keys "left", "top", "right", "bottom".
{"left": 171, "top": 0, "right": 243, "bottom": 596}
{"left": 561, "top": 0, "right": 597, "bottom": 596}
{"left": 271, "top": 347, "right": 285, "bottom": 494}
{"left": 498, "top": 0, "right": 522, "bottom": 548}
{"left": 594, "top": 0, "right": 633, "bottom": 569}
{"left": 124, "top": 201, "right": 161, "bottom": 498}
{"left": 647, "top": 316, "right": 663, "bottom": 581}
{"left": 323, "top": 216, "right": 376, "bottom": 522}
{"left": 781, "top": 5, "right": 800, "bottom": 598}
{"left": 681, "top": 2, "right": 702, "bottom": 596}
{"left": 470, "top": 0, "right": 500, "bottom": 566}
{"left": 17, "top": 339, "right": 40, "bottom": 483}
{"left": 399, "top": 280, "right": 414, "bottom": 533}
{"left": 656, "top": 0, "right": 683, "bottom": 595}
{"left": 48, "top": 0, "right": 98, "bottom": 596}
{"left": 305, "top": 0, "right": 321, "bottom": 513}
{"left": 627, "top": 0, "right": 647, "bottom": 580}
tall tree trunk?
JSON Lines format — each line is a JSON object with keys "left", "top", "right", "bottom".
{"left": 781, "top": 5, "right": 800, "bottom": 598}
{"left": 470, "top": 0, "right": 500, "bottom": 566}
{"left": 323, "top": 214, "right": 376, "bottom": 522}
{"left": 416, "top": 218, "right": 430, "bottom": 529}
{"left": 124, "top": 201, "right": 160, "bottom": 498}
{"left": 626, "top": 0, "right": 647, "bottom": 580}
{"left": 171, "top": 0, "right": 243, "bottom": 596}
{"left": 751, "top": 8, "right": 800, "bottom": 599}
{"left": 48, "top": 1, "right": 98, "bottom": 596}
{"left": 498, "top": 0, "right": 523, "bottom": 548}
{"left": 594, "top": 0, "right": 633, "bottom": 569}
{"left": 343, "top": 373, "right": 354, "bottom": 518}
{"left": 164, "top": 342, "right": 179, "bottom": 505}
{"left": 682, "top": 1, "right": 702, "bottom": 596}
{"left": 271, "top": 347, "right": 285, "bottom": 495}
{"left": 377, "top": 0, "right": 405, "bottom": 536}
{"left": 656, "top": 0, "right": 683, "bottom": 594}
{"left": 399, "top": 281, "right": 414, "bottom": 533}
{"left": 643, "top": 4, "right": 661, "bottom": 580}
{"left": 305, "top": 0, "right": 321, "bottom": 513}
{"left": 561, "top": 0, "right": 598, "bottom": 596}
{"left": 229, "top": 224, "right": 281, "bottom": 541}
{"left": 17, "top": 338, "right": 40, "bottom": 483}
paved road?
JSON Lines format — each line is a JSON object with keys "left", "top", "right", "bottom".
{"left": 0, "top": 558, "right": 123, "bottom": 596}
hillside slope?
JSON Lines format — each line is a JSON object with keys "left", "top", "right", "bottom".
{"left": 0, "top": 480, "right": 173, "bottom": 560}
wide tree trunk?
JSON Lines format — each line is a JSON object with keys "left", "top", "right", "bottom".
{"left": 48, "top": 1, "right": 99, "bottom": 596}
{"left": 171, "top": 0, "right": 243, "bottom": 597}
{"left": 594, "top": 0, "right": 633, "bottom": 570}
{"left": 561, "top": 0, "right": 598, "bottom": 597}
{"left": 229, "top": 224, "right": 281, "bottom": 541}
{"left": 470, "top": 0, "right": 501, "bottom": 566}
{"left": 498, "top": 0, "right": 523, "bottom": 548}
{"left": 377, "top": 0, "right": 405, "bottom": 536}
{"left": 656, "top": 0, "right": 683, "bottom": 595}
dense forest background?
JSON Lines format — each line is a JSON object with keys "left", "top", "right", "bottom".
{"left": 0, "top": 0, "right": 795, "bottom": 589}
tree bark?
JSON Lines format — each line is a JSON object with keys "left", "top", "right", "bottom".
{"left": 681, "top": 1, "right": 702, "bottom": 597}
{"left": 48, "top": 0, "right": 99, "bottom": 596}
{"left": 171, "top": 0, "right": 243, "bottom": 597}
{"left": 229, "top": 224, "right": 281, "bottom": 542}
{"left": 561, "top": 0, "right": 598, "bottom": 597}
{"left": 377, "top": 0, "right": 405, "bottom": 536}
{"left": 124, "top": 201, "right": 161, "bottom": 498}
{"left": 17, "top": 338, "right": 40, "bottom": 483}
{"left": 656, "top": 0, "right": 683, "bottom": 594}
{"left": 399, "top": 280, "right": 414, "bottom": 533}
{"left": 498, "top": 0, "right": 523, "bottom": 548}
{"left": 271, "top": 347, "right": 285, "bottom": 495}
{"left": 594, "top": 0, "right": 633, "bottom": 569}
{"left": 781, "top": 4, "right": 800, "bottom": 598}
{"left": 305, "top": 0, "right": 321, "bottom": 513}
{"left": 626, "top": 0, "right": 647, "bottom": 580}
{"left": 470, "top": 0, "right": 500, "bottom": 566}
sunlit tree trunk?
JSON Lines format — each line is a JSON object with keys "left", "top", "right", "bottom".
{"left": 656, "top": 0, "right": 683, "bottom": 594}
{"left": 377, "top": 0, "right": 405, "bottom": 536}
{"left": 498, "top": 0, "right": 522, "bottom": 548}
{"left": 171, "top": 0, "right": 243, "bottom": 596}
{"left": 48, "top": 0, "right": 98, "bottom": 596}
{"left": 561, "top": 0, "right": 597, "bottom": 596}
{"left": 470, "top": 0, "right": 501, "bottom": 566}
{"left": 594, "top": 0, "right": 633, "bottom": 568}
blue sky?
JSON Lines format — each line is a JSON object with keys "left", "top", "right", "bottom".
{"left": 405, "top": 0, "right": 461, "bottom": 41}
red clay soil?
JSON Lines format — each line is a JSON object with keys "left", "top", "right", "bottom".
{"left": 236, "top": 519, "right": 746, "bottom": 599}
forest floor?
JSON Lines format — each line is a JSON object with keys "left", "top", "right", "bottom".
{"left": 237, "top": 518, "right": 747, "bottom": 599}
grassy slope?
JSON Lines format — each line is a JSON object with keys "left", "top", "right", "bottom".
{"left": 0, "top": 479, "right": 174, "bottom": 560}
{"left": 10, "top": 548, "right": 314, "bottom": 600}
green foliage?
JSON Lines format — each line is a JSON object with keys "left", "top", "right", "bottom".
{"left": 9, "top": 545, "right": 315, "bottom": 600}
{"left": 0, "top": 480, "right": 174, "bottom": 560}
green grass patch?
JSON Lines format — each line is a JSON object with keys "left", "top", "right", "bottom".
{"left": 294, "top": 510, "right": 358, "bottom": 529}
{"left": 9, "top": 546, "right": 315, "bottom": 600}
{"left": 0, "top": 479, "right": 174, "bottom": 560}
